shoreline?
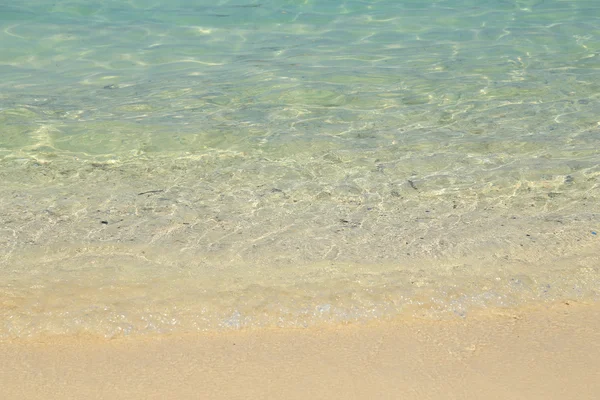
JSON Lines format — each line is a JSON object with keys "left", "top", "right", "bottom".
{"left": 2, "top": 301, "right": 599, "bottom": 399}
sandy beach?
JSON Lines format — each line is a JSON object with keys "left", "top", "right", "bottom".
{"left": 2, "top": 301, "right": 598, "bottom": 400}
{"left": 2, "top": 1, "right": 600, "bottom": 399}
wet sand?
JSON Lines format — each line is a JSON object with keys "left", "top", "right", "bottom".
{"left": 1, "top": 301, "right": 599, "bottom": 400}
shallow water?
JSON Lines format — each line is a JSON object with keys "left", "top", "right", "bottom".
{"left": 1, "top": 0, "right": 599, "bottom": 339}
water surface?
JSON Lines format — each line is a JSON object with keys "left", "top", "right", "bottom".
{"left": 1, "top": 0, "right": 599, "bottom": 339}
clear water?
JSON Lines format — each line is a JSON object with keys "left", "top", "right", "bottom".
{"left": 1, "top": 0, "right": 599, "bottom": 339}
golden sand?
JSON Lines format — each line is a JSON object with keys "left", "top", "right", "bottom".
{"left": 2, "top": 302, "right": 599, "bottom": 400}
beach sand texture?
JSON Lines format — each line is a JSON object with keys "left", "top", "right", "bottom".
{"left": 2, "top": 302, "right": 599, "bottom": 400}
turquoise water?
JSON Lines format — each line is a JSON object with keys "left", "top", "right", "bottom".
{"left": 1, "top": 0, "right": 599, "bottom": 339}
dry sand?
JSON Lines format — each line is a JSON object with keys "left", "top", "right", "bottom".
{"left": 1, "top": 301, "right": 599, "bottom": 400}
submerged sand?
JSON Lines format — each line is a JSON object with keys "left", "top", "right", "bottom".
{"left": 1, "top": 301, "right": 599, "bottom": 400}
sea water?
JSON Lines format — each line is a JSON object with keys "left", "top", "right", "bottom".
{"left": 1, "top": 0, "right": 599, "bottom": 339}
